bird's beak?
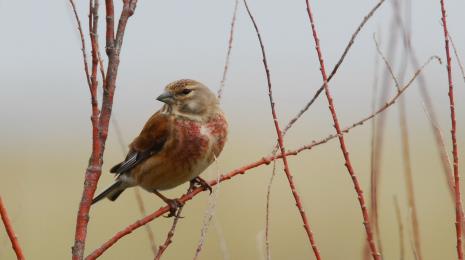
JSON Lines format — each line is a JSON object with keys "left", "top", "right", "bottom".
{"left": 156, "top": 91, "right": 174, "bottom": 104}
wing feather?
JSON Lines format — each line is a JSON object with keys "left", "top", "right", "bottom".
{"left": 110, "top": 112, "right": 171, "bottom": 174}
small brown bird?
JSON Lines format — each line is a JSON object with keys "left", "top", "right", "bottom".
{"left": 92, "top": 79, "right": 228, "bottom": 216}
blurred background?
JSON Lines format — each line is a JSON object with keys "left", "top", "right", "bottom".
{"left": 1, "top": 0, "right": 465, "bottom": 259}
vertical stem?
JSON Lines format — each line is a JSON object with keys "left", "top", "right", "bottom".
{"left": 438, "top": 0, "right": 463, "bottom": 259}
{"left": 243, "top": 1, "right": 321, "bottom": 259}
{"left": 304, "top": 1, "right": 380, "bottom": 259}
{"left": 72, "top": 1, "right": 138, "bottom": 259}
{"left": 393, "top": 197, "right": 405, "bottom": 260}
{"left": 217, "top": 0, "right": 240, "bottom": 100}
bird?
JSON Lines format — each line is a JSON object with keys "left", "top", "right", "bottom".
{"left": 92, "top": 79, "right": 228, "bottom": 216}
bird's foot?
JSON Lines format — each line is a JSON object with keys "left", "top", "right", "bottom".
{"left": 189, "top": 177, "right": 212, "bottom": 194}
{"left": 153, "top": 190, "right": 184, "bottom": 218}
{"left": 164, "top": 198, "right": 183, "bottom": 218}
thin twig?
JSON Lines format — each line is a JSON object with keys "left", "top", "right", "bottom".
{"left": 365, "top": 7, "right": 401, "bottom": 257}
{"left": 388, "top": 3, "right": 425, "bottom": 258}
{"left": 393, "top": 196, "right": 405, "bottom": 260}
{"left": 213, "top": 217, "right": 230, "bottom": 260}
{"left": 85, "top": 56, "right": 437, "bottom": 259}
{"left": 88, "top": 0, "right": 102, "bottom": 168}
{"left": 366, "top": 36, "right": 381, "bottom": 260}
{"left": 69, "top": 0, "right": 92, "bottom": 89}
{"left": 390, "top": 1, "right": 462, "bottom": 246}
{"left": 304, "top": 1, "right": 381, "bottom": 258}
{"left": 0, "top": 196, "right": 25, "bottom": 260}
{"left": 448, "top": 33, "right": 465, "bottom": 85}
{"left": 264, "top": 158, "right": 277, "bottom": 260}
{"left": 265, "top": 2, "right": 387, "bottom": 257}
{"left": 193, "top": 158, "right": 222, "bottom": 260}
{"left": 390, "top": 0, "right": 455, "bottom": 213}
{"left": 399, "top": 71, "right": 423, "bottom": 260}
{"left": 281, "top": 0, "right": 386, "bottom": 137}
{"left": 406, "top": 208, "right": 419, "bottom": 260}
{"left": 89, "top": 0, "right": 106, "bottom": 85}
{"left": 154, "top": 206, "right": 184, "bottom": 260}
{"left": 421, "top": 102, "right": 453, "bottom": 193}
{"left": 72, "top": 1, "right": 138, "bottom": 259}
{"left": 373, "top": 34, "right": 400, "bottom": 90}
{"left": 374, "top": 22, "right": 423, "bottom": 258}
{"left": 243, "top": 1, "right": 321, "bottom": 258}
{"left": 217, "top": 0, "right": 240, "bottom": 100}
{"left": 111, "top": 117, "right": 158, "bottom": 255}
{"left": 439, "top": 0, "right": 463, "bottom": 258}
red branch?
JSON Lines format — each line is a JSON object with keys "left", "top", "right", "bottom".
{"left": 154, "top": 207, "right": 184, "bottom": 260}
{"left": 71, "top": 1, "right": 138, "bottom": 259}
{"left": 304, "top": 1, "right": 380, "bottom": 259}
{"left": 281, "top": 0, "right": 386, "bottom": 137}
{"left": 0, "top": 196, "right": 25, "bottom": 260}
{"left": 439, "top": 0, "right": 463, "bottom": 259}
{"left": 243, "top": 0, "right": 321, "bottom": 258}
{"left": 85, "top": 55, "right": 436, "bottom": 259}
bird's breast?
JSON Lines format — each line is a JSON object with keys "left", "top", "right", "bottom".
{"left": 137, "top": 113, "right": 227, "bottom": 191}
{"left": 172, "top": 113, "right": 227, "bottom": 171}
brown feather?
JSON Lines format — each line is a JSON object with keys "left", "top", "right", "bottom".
{"left": 131, "top": 112, "right": 171, "bottom": 152}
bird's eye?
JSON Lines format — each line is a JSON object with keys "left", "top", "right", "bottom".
{"left": 181, "top": 89, "right": 192, "bottom": 95}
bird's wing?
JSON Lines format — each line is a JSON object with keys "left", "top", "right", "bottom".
{"left": 110, "top": 112, "right": 171, "bottom": 174}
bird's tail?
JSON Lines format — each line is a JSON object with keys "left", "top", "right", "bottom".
{"left": 91, "top": 181, "right": 127, "bottom": 205}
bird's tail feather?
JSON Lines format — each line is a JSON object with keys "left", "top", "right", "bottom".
{"left": 92, "top": 181, "right": 126, "bottom": 205}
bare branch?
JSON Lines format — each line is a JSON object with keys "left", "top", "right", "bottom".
{"left": 393, "top": 197, "right": 405, "bottom": 260}
{"left": 154, "top": 207, "right": 184, "bottom": 260}
{"left": 69, "top": 0, "right": 92, "bottom": 89}
{"left": 303, "top": 0, "right": 413, "bottom": 257}
{"left": 243, "top": 1, "right": 321, "bottom": 258}
{"left": 0, "top": 196, "right": 25, "bottom": 260}
{"left": 217, "top": 0, "right": 240, "bottom": 100}
{"left": 438, "top": 0, "right": 463, "bottom": 258}
{"left": 281, "top": 0, "right": 386, "bottom": 136}
{"left": 72, "top": 0, "right": 139, "bottom": 259}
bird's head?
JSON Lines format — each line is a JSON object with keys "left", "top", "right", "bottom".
{"left": 157, "top": 79, "right": 220, "bottom": 121}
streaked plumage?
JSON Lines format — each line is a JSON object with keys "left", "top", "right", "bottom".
{"left": 92, "top": 79, "right": 228, "bottom": 215}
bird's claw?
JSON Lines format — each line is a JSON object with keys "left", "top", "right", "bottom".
{"left": 164, "top": 199, "right": 184, "bottom": 218}
{"left": 190, "top": 177, "right": 212, "bottom": 194}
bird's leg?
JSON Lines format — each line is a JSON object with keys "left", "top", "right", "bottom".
{"left": 153, "top": 190, "right": 183, "bottom": 217}
{"left": 189, "top": 176, "right": 212, "bottom": 194}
